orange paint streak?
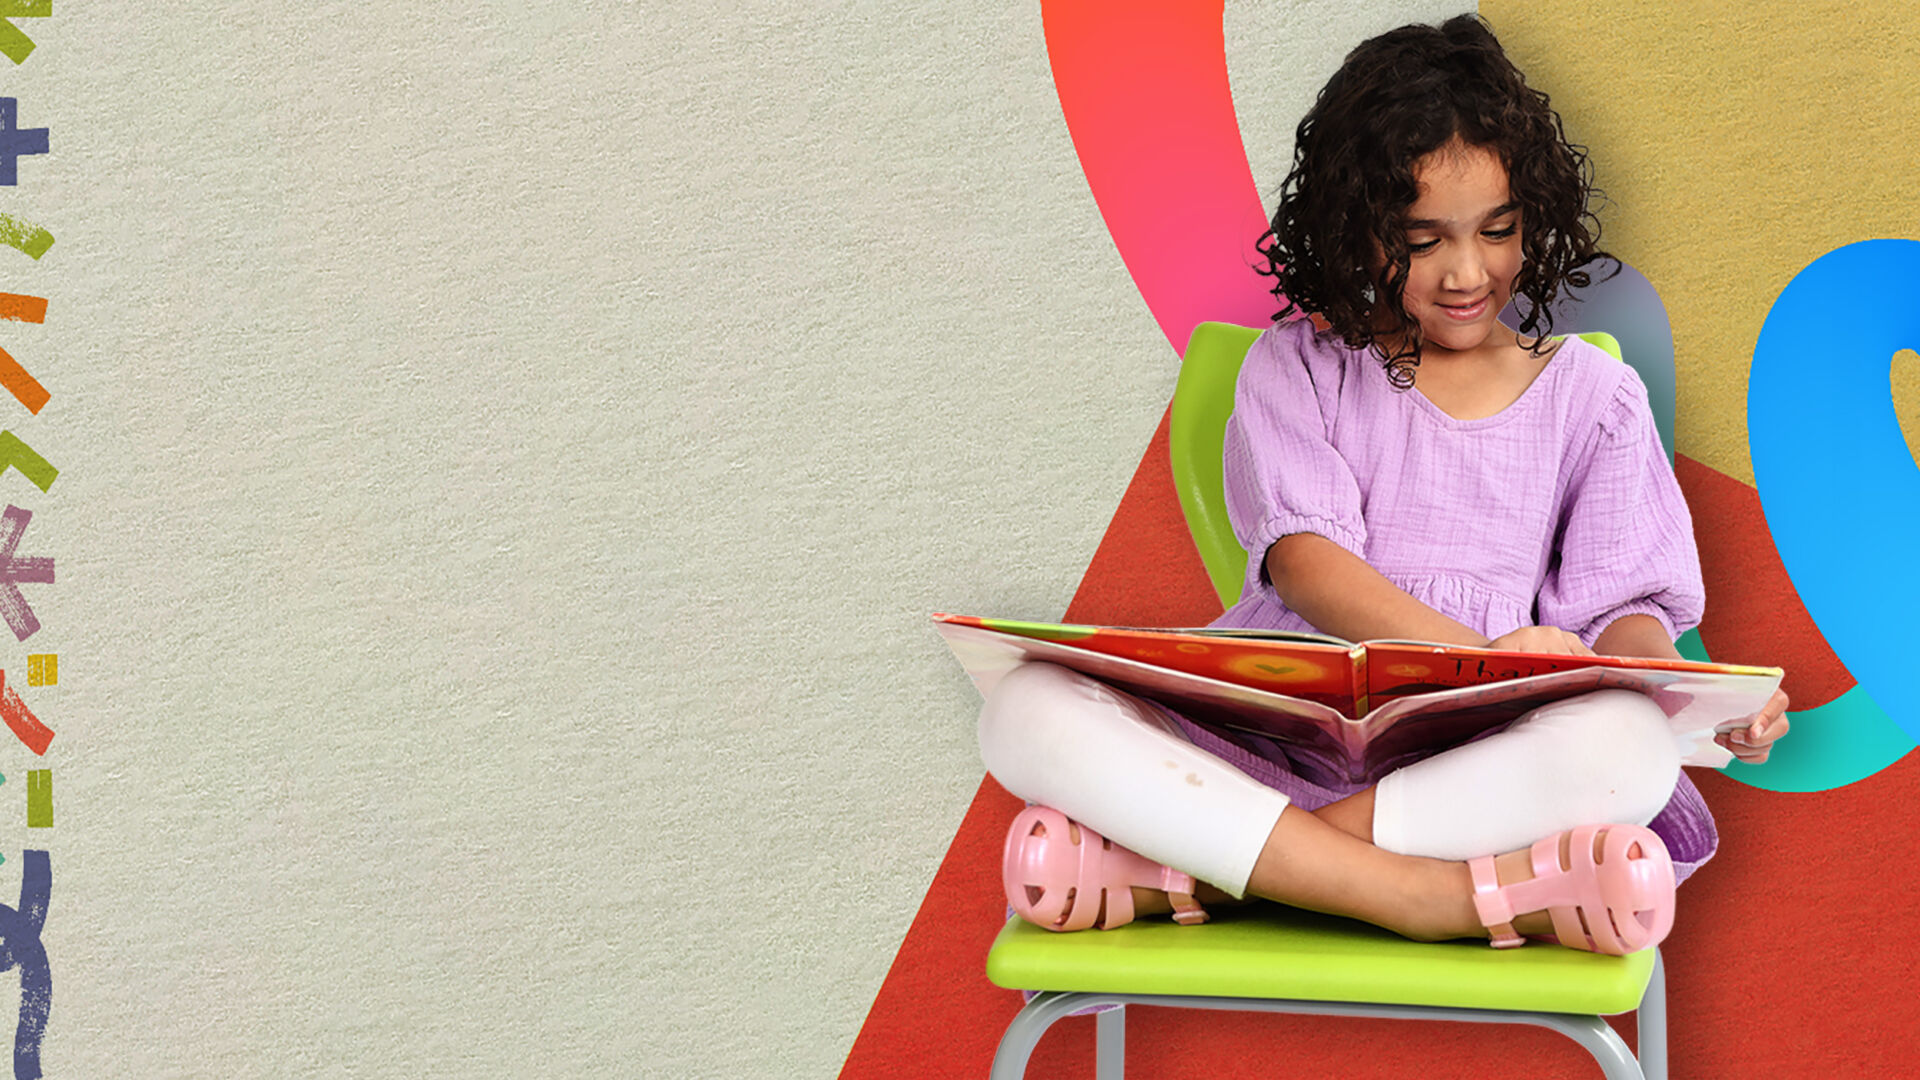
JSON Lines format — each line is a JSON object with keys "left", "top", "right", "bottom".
{"left": 0, "top": 344, "right": 47, "bottom": 414}
{"left": 0, "top": 293, "right": 45, "bottom": 324}
{"left": 0, "top": 673, "right": 49, "bottom": 755}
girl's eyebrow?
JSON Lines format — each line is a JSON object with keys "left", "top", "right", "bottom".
{"left": 1404, "top": 201, "right": 1522, "bottom": 229}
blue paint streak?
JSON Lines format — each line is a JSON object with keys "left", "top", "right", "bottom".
{"left": 0, "top": 101, "right": 45, "bottom": 187}
{"left": 1748, "top": 239, "right": 1920, "bottom": 749}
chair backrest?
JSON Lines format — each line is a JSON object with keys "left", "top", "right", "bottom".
{"left": 1170, "top": 322, "right": 1664, "bottom": 610}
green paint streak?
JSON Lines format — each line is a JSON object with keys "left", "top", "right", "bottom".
{"left": 24, "top": 768, "right": 47, "bottom": 827}
{"left": 0, "top": 431, "right": 55, "bottom": 491}
{"left": 0, "top": 23, "right": 33, "bottom": 65}
{"left": 0, "top": 214, "right": 51, "bottom": 259}
{"left": 0, "top": 2, "right": 50, "bottom": 67}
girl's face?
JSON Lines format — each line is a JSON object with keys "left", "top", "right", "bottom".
{"left": 1392, "top": 140, "right": 1522, "bottom": 355}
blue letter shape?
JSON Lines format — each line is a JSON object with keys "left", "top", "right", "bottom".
{"left": 1749, "top": 239, "right": 1920, "bottom": 744}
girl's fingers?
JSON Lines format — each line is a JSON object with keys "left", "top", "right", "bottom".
{"left": 1716, "top": 731, "right": 1772, "bottom": 763}
{"left": 1748, "top": 708, "right": 1790, "bottom": 743}
{"left": 1739, "top": 690, "right": 1792, "bottom": 744}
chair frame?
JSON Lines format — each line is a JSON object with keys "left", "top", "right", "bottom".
{"left": 990, "top": 950, "right": 1664, "bottom": 1079}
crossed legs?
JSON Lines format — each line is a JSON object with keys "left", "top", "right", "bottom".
{"left": 979, "top": 662, "right": 1681, "bottom": 942}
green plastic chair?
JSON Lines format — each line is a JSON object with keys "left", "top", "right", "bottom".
{"left": 983, "top": 323, "right": 1669, "bottom": 1080}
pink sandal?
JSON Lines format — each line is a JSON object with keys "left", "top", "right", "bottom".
{"left": 1468, "top": 823, "right": 1676, "bottom": 955}
{"left": 1002, "top": 806, "right": 1208, "bottom": 931}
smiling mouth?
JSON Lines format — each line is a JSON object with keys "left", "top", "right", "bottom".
{"left": 1437, "top": 296, "right": 1490, "bottom": 320}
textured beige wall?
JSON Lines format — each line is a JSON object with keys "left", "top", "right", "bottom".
{"left": 8, "top": 2, "right": 1459, "bottom": 1077}
{"left": 42, "top": 1, "right": 1920, "bottom": 1077}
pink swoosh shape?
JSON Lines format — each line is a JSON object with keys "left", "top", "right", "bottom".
{"left": 1042, "top": 0, "right": 1279, "bottom": 352}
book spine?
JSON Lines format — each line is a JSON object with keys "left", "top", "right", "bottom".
{"left": 1350, "top": 644, "right": 1368, "bottom": 718}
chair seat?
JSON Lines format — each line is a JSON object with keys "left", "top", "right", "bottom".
{"left": 987, "top": 905, "right": 1655, "bottom": 1015}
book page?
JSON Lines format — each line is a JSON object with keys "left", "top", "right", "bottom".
{"left": 934, "top": 621, "right": 1364, "bottom": 782}
{"left": 1361, "top": 640, "right": 1779, "bottom": 706}
{"left": 1354, "top": 664, "right": 1783, "bottom": 771}
{"left": 935, "top": 614, "right": 1363, "bottom": 713}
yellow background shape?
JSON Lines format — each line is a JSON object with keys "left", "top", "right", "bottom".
{"left": 1897, "top": 350, "right": 1920, "bottom": 467}
{"left": 1482, "top": 2, "right": 1920, "bottom": 484}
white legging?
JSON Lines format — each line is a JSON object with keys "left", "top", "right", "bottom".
{"left": 977, "top": 662, "right": 1682, "bottom": 898}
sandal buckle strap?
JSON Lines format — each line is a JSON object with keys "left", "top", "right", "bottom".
{"left": 1468, "top": 855, "right": 1524, "bottom": 949}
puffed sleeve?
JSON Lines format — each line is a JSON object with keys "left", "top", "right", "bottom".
{"left": 1222, "top": 322, "right": 1369, "bottom": 596}
{"left": 1534, "top": 365, "right": 1705, "bottom": 646}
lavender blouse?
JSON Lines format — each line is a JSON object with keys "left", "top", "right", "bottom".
{"left": 1210, "top": 317, "right": 1705, "bottom": 644}
{"left": 1164, "top": 317, "right": 1719, "bottom": 881}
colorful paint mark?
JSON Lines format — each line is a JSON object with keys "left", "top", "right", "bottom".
{"left": 0, "top": 435, "right": 52, "bottom": 492}
{"left": 0, "top": 349, "right": 46, "bottom": 416}
{"left": 0, "top": 849, "right": 49, "bottom": 1080}
{"left": 0, "top": 6, "right": 54, "bottom": 1078}
{"left": 1041, "top": 0, "right": 1274, "bottom": 352}
{"left": 0, "top": 217, "right": 48, "bottom": 262}
{"left": 0, "top": 507, "right": 49, "bottom": 642}
{"left": 1749, "top": 239, "right": 1920, "bottom": 745}
{"left": 0, "top": 296, "right": 42, "bottom": 325}
{"left": 0, "top": 681, "right": 50, "bottom": 757}
{"left": 0, "top": 2, "right": 48, "bottom": 67}
{"left": 0, "top": 101, "right": 45, "bottom": 187}
{"left": 22, "top": 771, "right": 45, "bottom": 828}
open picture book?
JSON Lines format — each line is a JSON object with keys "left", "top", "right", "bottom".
{"left": 933, "top": 613, "right": 1784, "bottom": 786}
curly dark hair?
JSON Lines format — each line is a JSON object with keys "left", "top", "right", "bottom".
{"left": 1254, "top": 14, "right": 1614, "bottom": 388}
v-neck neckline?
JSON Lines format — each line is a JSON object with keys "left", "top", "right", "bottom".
{"left": 1406, "top": 337, "right": 1571, "bottom": 428}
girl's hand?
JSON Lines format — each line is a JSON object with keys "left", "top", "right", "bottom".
{"left": 1716, "top": 688, "right": 1790, "bottom": 764}
{"left": 1484, "top": 626, "right": 1595, "bottom": 657}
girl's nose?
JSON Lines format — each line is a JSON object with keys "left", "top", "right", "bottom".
{"left": 1442, "top": 252, "right": 1490, "bottom": 292}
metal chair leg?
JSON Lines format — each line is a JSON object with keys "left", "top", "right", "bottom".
{"left": 1639, "top": 950, "right": 1667, "bottom": 1080}
{"left": 1529, "top": 1013, "right": 1646, "bottom": 1080}
{"left": 1096, "top": 1005, "right": 1125, "bottom": 1080}
{"left": 990, "top": 992, "right": 1117, "bottom": 1080}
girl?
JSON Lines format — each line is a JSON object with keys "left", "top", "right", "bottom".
{"left": 978, "top": 15, "right": 1789, "bottom": 954}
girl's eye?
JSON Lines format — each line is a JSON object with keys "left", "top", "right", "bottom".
{"left": 1408, "top": 239, "right": 1439, "bottom": 254}
{"left": 1482, "top": 226, "right": 1518, "bottom": 240}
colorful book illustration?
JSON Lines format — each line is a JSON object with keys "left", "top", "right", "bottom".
{"left": 933, "top": 613, "right": 1784, "bottom": 785}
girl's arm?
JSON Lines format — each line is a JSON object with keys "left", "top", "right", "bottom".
{"left": 1266, "top": 532, "right": 1488, "bottom": 646}
{"left": 1270, "top": 533, "right": 1594, "bottom": 655}
{"left": 1590, "top": 613, "right": 1682, "bottom": 660}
